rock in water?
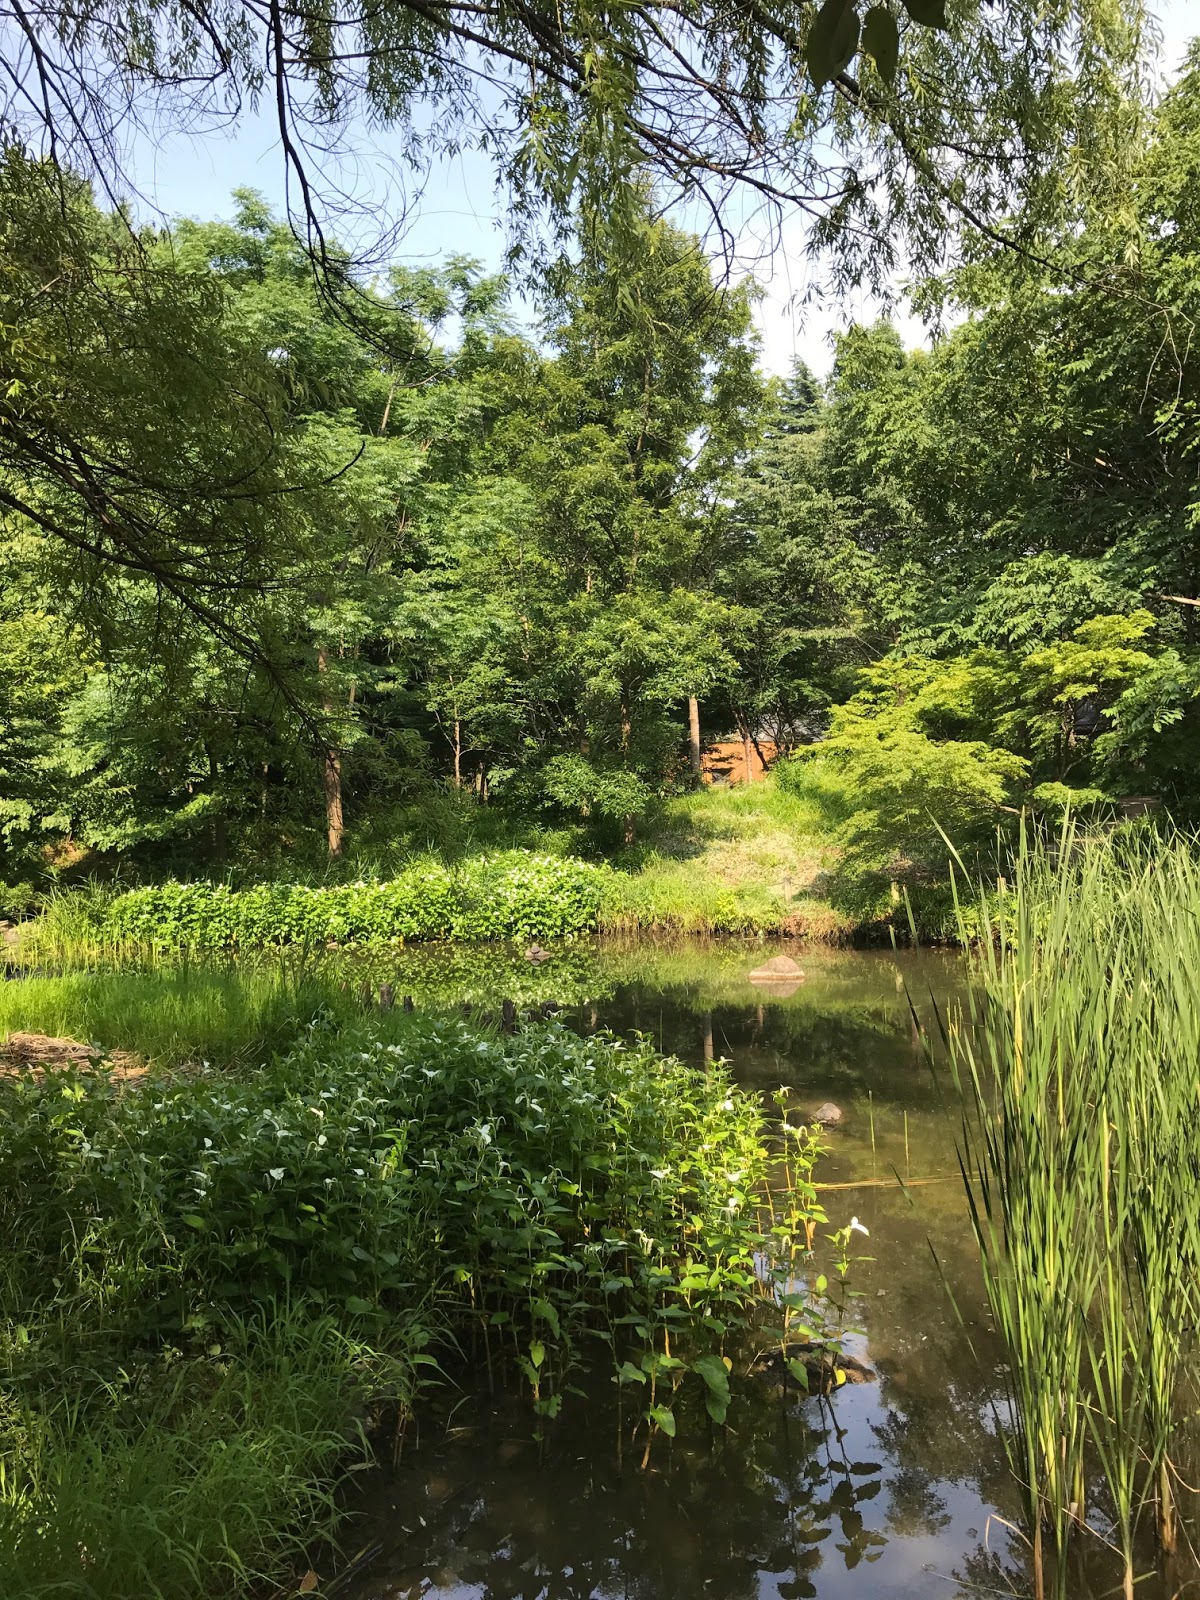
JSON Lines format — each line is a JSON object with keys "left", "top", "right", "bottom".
{"left": 749, "top": 954, "right": 805, "bottom": 983}
{"left": 811, "top": 1102, "right": 843, "bottom": 1126}
{"left": 752, "top": 1343, "right": 876, "bottom": 1393}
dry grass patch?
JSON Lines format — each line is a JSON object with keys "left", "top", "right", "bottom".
{"left": 0, "top": 1030, "right": 146, "bottom": 1079}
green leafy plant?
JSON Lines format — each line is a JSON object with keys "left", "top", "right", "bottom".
{"left": 0, "top": 1010, "right": 839, "bottom": 1594}
{"left": 102, "top": 852, "right": 612, "bottom": 949}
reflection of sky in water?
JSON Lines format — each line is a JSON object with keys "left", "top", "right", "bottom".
{"left": 335, "top": 942, "right": 1175, "bottom": 1600}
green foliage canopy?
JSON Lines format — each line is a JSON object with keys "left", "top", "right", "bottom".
{"left": 0, "top": 0, "right": 1157, "bottom": 291}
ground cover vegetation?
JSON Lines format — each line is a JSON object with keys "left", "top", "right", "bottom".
{"left": 927, "top": 827, "right": 1200, "bottom": 1600}
{"left": 15, "top": 784, "right": 847, "bottom": 956}
{"left": 0, "top": 1000, "right": 841, "bottom": 1599}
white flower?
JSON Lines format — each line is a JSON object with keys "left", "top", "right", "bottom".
{"left": 849, "top": 1216, "right": 870, "bottom": 1237}
{"left": 268, "top": 1167, "right": 285, "bottom": 1182}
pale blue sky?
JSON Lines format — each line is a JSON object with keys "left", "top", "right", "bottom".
{"left": 124, "top": 2, "right": 1197, "bottom": 376}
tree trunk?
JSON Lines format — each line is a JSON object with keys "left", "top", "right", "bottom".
{"left": 621, "top": 694, "right": 635, "bottom": 846}
{"left": 379, "top": 373, "right": 399, "bottom": 435}
{"left": 734, "top": 708, "right": 772, "bottom": 782}
{"left": 207, "top": 746, "right": 227, "bottom": 864}
{"left": 688, "top": 696, "right": 702, "bottom": 778}
{"left": 453, "top": 719, "right": 462, "bottom": 789}
{"left": 323, "top": 748, "right": 344, "bottom": 859}
{"left": 317, "top": 644, "right": 344, "bottom": 859}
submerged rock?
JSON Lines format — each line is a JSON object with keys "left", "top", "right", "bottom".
{"left": 752, "top": 1342, "right": 875, "bottom": 1394}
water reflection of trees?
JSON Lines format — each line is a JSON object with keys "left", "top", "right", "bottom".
{"left": 326, "top": 943, "right": 960, "bottom": 1053}
{"left": 354, "top": 1367, "right": 1018, "bottom": 1600}
{"left": 334, "top": 941, "right": 1013, "bottom": 1600}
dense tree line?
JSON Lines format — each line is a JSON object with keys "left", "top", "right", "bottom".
{"left": 0, "top": 165, "right": 766, "bottom": 870}
{"left": 1, "top": 42, "right": 1199, "bottom": 897}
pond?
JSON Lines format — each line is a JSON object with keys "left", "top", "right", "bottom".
{"left": 327, "top": 941, "right": 1042, "bottom": 1600}
{"left": 6, "top": 932, "right": 1186, "bottom": 1597}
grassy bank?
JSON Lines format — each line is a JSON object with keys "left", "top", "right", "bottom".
{"left": 609, "top": 781, "right": 846, "bottom": 936}
{"left": 0, "top": 1005, "right": 836, "bottom": 1599}
{"left": 15, "top": 781, "right": 849, "bottom": 960}
{"left": 0, "top": 960, "right": 355, "bottom": 1066}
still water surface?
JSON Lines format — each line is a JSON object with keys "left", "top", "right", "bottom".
{"left": 330, "top": 941, "right": 1161, "bottom": 1600}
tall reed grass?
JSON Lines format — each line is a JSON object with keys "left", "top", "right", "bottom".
{"left": 930, "top": 825, "right": 1200, "bottom": 1600}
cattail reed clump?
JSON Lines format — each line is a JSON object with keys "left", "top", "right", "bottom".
{"left": 930, "top": 822, "right": 1200, "bottom": 1600}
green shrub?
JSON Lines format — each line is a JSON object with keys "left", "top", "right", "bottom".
{"left": 104, "top": 851, "right": 609, "bottom": 948}
{"left": 0, "top": 1001, "right": 840, "bottom": 1596}
{"left": 777, "top": 735, "right": 1023, "bottom": 933}
{"left": 453, "top": 850, "right": 610, "bottom": 939}
{"left": 0, "top": 1017, "right": 832, "bottom": 1525}
{"left": 0, "top": 1017, "right": 815, "bottom": 1349}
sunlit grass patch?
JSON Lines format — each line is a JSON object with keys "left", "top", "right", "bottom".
{"left": 0, "top": 961, "right": 354, "bottom": 1067}
{"left": 605, "top": 778, "right": 846, "bottom": 935}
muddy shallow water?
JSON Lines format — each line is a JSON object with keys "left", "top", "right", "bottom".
{"left": 327, "top": 941, "right": 1183, "bottom": 1600}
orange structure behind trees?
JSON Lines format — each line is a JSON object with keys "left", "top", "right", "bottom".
{"left": 699, "top": 737, "right": 777, "bottom": 785}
